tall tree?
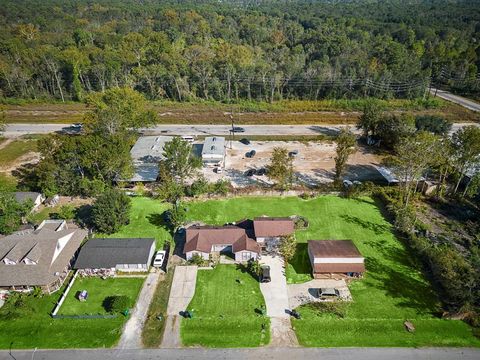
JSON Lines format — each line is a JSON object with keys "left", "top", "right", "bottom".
{"left": 357, "top": 99, "right": 383, "bottom": 138}
{"left": 0, "top": 193, "right": 32, "bottom": 235}
{"left": 267, "top": 147, "right": 294, "bottom": 190}
{"left": 92, "top": 189, "right": 131, "bottom": 234}
{"left": 334, "top": 128, "right": 357, "bottom": 185}
{"left": 160, "top": 136, "right": 202, "bottom": 185}
{"left": 84, "top": 87, "right": 157, "bottom": 135}
{"left": 278, "top": 234, "right": 296, "bottom": 266}
{"left": 451, "top": 126, "right": 480, "bottom": 195}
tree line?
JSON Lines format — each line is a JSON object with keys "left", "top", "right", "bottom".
{"left": 0, "top": 0, "right": 478, "bottom": 102}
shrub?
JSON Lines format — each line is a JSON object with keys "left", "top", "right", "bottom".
{"left": 103, "top": 295, "right": 130, "bottom": 314}
{"left": 293, "top": 216, "right": 309, "bottom": 229}
{"left": 305, "top": 301, "right": 348, "bottom": 318}
{"left": 188, "top": 253, "right": 208, "bottom": 266}
{"left": 92, "top": 189, "right": 131, "bottom": 234}
{"left": 211, "top": 179, "right": 230, "bottom": 195}
{"left": 187, "top": 176, "right": 209, "bottom": 197}
{"left": 54, "top": 204, "right": 75, "bottom": 220}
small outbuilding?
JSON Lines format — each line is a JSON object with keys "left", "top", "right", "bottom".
{"left": 14, "top": 192, "right": 45, "bottom": 210}
{"left": 74, "top": 238, "right": 156, "bottom": 273}
{"left": 253, "top": 217, "right": 295, "bottom": 245}
{"left": 308, "top": 240, "right": 365, "bottom": 278}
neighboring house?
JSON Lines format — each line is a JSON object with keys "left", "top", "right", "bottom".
{"left": 307, "top": 240, "right": 365, "bottom": 278}
{"left": 74, "top": 238, "right": 156, "bottom": 273}
{"left": 184, "top": 226, "right": 261, "bottom": 262}
{"left": 128, "top": 136, "right": 172, "bottom": 182}
{"left": 201, "top": 136, "right": 225, "bottom": 167}
{"left": 14, "top": 191, "right": 45, "bottom": 210}
{"left": 254, "top": 217, "right": 295, "bottom": 246}
{"left": 0, "top": 220, "right": 87, "bottom": 293}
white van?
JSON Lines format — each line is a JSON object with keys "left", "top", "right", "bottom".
{"left": 181, "top": 135, "right": 195, "bottom": 143}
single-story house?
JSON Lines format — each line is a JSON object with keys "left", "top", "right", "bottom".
{"left": 14, "top": 191, "right": 45, "bottom": 210}
{"left": 308, "top": 240, "right": 365, "bottom": 278}
{"left": 127, "top": 136, "right": 172, "bottom": 182}
{"left": 74, "top": 238, "right": 156, "bottom": 272}
{"left": 253, "top": 217, "right": 295, "bottom": 244}
{"left": 184, "top": 226, "right": 260, "bottom": 262}
{"left": 0, "top": 220, "right": 87, "bottom": 293}
{"left": 201, "top": 136, "right": 225, "bottom": 167}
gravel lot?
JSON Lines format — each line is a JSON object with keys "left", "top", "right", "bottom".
{"left": 199, "top": 140, "right": 384, "bottom": 187}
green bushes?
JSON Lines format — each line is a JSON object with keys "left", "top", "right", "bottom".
{"left": 103, "top": 295, "right": 130, "bottom": 314}
{"left": 304, "top": 301, "right": 348, "bottom": 318}
{"left": 92, "top": 189, "right": 131, "bottom": 234}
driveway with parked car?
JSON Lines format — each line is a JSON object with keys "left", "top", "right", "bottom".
{"left": 287, "top": 279, "right": 352, "bottom": 309}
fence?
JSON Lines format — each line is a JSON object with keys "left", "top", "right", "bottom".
{"left": 51, "top": 270, "right": 78, "bottom": 317}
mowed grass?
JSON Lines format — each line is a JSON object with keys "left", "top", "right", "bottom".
{"left": 59, "top": 277, "right": 144, "bottom": 315}
{"left": 0, "top": 277, "right": 141, "bottom": 349}
{"left": 179, "top": 195, "right": 480, "bottom": 347}
{"left": 181, "top": 265, "right": 270, "bottom": 347}
{"left": 102, "top": 196, "right": 172, "bottom": 249}
{"left": 0, "top": 138, "right": 38, "bottom": 166}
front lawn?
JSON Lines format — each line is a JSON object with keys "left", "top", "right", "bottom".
{"left": 0, "top": 275, "right": 143, "bottom": 349}
{"left": 181, "top": 265, "right": 270, "bottom": 347}
{"left": 59, "top": 277, "right": 144, "bottom": 315}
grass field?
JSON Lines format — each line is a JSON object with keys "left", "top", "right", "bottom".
{"left": 0, "top": 276, "right": 141, "bottom": 349}
{"left": 59, "top": 277, "right": 144, "bottom": 315}
{"left": 103, "top": 196, "right": 172, "bottom": 249}
{"left": 181, "top": 265, "right": 270, "bottom": 347}
{"left": 0, "top": 138, "right": 38, "bottom": 167}
{"left": 0, "top": 172, "right": 17, "bottom": 191}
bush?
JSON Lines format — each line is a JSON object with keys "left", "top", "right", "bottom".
{"left": 92, "top": 189, "right": 131, "bottom": 234}
{"left": 103, "top": 295, "right": 130, "bottom": 314}
{"left": 188, "top": 253, "right": 208, "bottom": 266}
{"left": 293, "top": 216, "right": 309, "bottom": 229}
{"left": 54, "top": 204, "right": 75, "bottom": 220}
{"left": 187, "top": 176, "right": 209, "bottom": 197}
{"left": 305, "top": 301, "right": 348, "bottom": 318}
{"left": 211, "top": 179, "right": 230, "bottom": 195}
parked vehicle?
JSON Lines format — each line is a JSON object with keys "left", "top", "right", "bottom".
{"left": 343, "top": 179, "right": 353, "bottom": 187}
{"left": 317, "top": 288, "right": 340, "bottom": 300}
{"left": 153, "top": 250, "right": 166, "bottom": 268}
{"left": 260, "top": 265, "right": 271, "bottom": 282}
{"left": 71, "top": 123, "right": 83, "bottom": 129}
{"left": 181, "top": 135, "right": 195, "bottom": 143}
{"left": 289, "top": 150, "right": 299, "bottom": 157}
{"left": 245, "top": 150, "right": 256, "bottom": 158}
{"left": 214, "top": 167, "right": 223, "bottom": 174}
{"left": 245, "top": 169, "right": 256, "bottom": 177}
{"left": 232, "top": 126, "right": 246, "bottom": 133}
{"left": 239, "top": 138, "right": 251, "bottom": 145}
{"left": 257, "top": 168, "right": 267, "bottom": 176}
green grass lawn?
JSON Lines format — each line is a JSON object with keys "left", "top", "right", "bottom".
{"left": 0, "top": 138, "right": 38, "bottom": 166}
{"left": 103, "top": 196, "right": 171, "bottom": 249}
{"left": 59, "top": 277, "right": 144, "bottom": 315}
{"left": 0, "top": 275, "right": 143, "bottom": 349}
{"left": 181, "top": 265, "right": 270, "bottom": 347}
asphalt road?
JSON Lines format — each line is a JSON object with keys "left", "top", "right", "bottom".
{"left": 1, "top": 347, "right": 479, "bottom": 360}
{"left": 431, "top": 88, "right": 480, "bottom": 112}
{"left": 3, "top": 123, "right": 477, "bottom": 138}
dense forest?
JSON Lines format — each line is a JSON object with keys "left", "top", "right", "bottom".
{"left": 0, "top": 0, "right": 479, "bottom": 102}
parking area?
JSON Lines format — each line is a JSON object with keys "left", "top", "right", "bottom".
{"left": 199, "top": 140, "right": 384, "bottom": 187}
{"left": 287, "top": 279, "right": 352, "bottom": 309}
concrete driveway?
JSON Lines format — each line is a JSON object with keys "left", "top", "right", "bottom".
{"left": 287, "top": 279, "right": 351, "bottom": 309}
{"left": 259, "top": 256, "right": 298, "bottom": 346}
{"left": 162, "top": 266, "right": 198, "bottom": 348}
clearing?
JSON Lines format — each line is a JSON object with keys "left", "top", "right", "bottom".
{"left": 180, "top": 265, "right": 270, "bottom": 348}
{"left": 58, "top": 277, "right": 144, "bottom": 315}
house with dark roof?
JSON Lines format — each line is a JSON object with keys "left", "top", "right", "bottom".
{"left": 184, "top": 226, "right": 261, "bottom": 262}
{"left": 183, "top": 217, "right": 295, "bottom": 262}
{"left": 74, "top": 238, "right": 156, "bottom": 272}
{"left": 0, "top": 220, "right": 87, "bottom": 293}
{"left": 307, "top": 240, "right": 365, "bottom": 278}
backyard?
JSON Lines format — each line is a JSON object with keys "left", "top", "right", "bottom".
{"left": 58, "top": 277, "right": 144, "bottom": 315}
{"left": 0, "top": 276, "right": 143, "bottom": 349}
{"left": 180, "top": 265, "right": 270, "bottom": 347}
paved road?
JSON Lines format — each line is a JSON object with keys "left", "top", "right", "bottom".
{"left": 2, "top": 347, "right": 480, "bottom": 360}
{"left": 117, "top": 272, "right": 160, "bottom": 349}
{"left": 3, "top": 123, "right": 477, "bottom": 138}
{"left": 431, "top": 88, "right": 480, "bottom": 112}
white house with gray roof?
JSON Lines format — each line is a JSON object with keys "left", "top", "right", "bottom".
{"left": 128, "top": 136, "right": 172, "bottom": 182}
{"left": 201, "top": 136, "right": 225, "bottom": 166}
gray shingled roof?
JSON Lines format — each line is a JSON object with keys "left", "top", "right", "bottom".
{"left": 14, "top": 192, "right": 42, "bottom": 203}
{"left": 74, "top": 238, "right": 155, "bottom": 269}
{"left": 0, "top": 224, "right": 87, "bottom": 287}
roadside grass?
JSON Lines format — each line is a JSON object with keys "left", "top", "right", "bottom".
{"left": 0, "top": 138, "right": 38, "bottom": 167}
{"left": 0, "top": 277, "right": 140, "bottom": 349}
{"left": 102, "top": 196, "right": 172, "bottom": 249}
{"left": 58, "top": 277, "right": 144, "bottom": 315}
{"left": 142, "top": 269, "right": 175, "bottom": 347}
{"left": 181, "top": 265, "right": 270, "bottom": 347}
{"left": 0, "top": 172, "right": 17, "bottom": 191}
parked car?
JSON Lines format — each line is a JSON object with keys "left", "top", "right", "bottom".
{"left": 257, "top": 167, "right": 267, "bottom": 176}
{"left": 214, "top": 167, "right": 223, "bottom": 174}
{"left": 232, "top": 126, "right": 246, "bottom": 133}
{"left": 343, "top": 179, "right": 353, "bottom": 187}
{"left": 317, "top": 288, "right": 340, "bottom": 300}
{"left": 245, "top": 169, "right": 256, "bottom": 177}
{"left": 245, "top": 150, "right": 256, "bottom": 158}
{"left": 181, "top": 135, "right": 195, "bottom": 143}
{"left": 239, "top": 138, "right": 251, "bottom": 145}
{"left": 71, "top": 123, "right": 83, "bottom": 129}
{"left": 153, "top": 250, "right": 166, "bottom": 268}
{"left": 260, "top": 265, "right": 271, "bottom": 282}
{"left": 288, "top": 150, "right": 299, "bottom": 157}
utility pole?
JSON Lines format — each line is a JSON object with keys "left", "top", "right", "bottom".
{"left": 229, "top": 111, "right": 234, "bottom": 149}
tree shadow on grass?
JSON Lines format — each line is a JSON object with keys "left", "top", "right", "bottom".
{"left": 365, "top": 256, "right": 440, "bottom": 316}
{"left": 147, "top": 212, "right": 185, "bottom": 257}
{"left": 75, "top": 204, "right": 93, "bottom": 229}
{"left": 289, "top": 243, "right": 312, "bottom": 277}
{"left": 341, "top": 214, "right": 390, "bottom": 235}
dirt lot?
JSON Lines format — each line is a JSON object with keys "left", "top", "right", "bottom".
{"left": 200, "top": 140, "right": 385, "bottom": 187}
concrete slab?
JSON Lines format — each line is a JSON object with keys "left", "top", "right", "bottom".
{"left": 287, "top": 279, "right": 351, "bottom": 309}
{"left": 166, "top": 266, "right": 198, "bottom": 316}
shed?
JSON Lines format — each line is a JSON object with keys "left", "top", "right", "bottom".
{"left": 308, "top": 240, "right": 365, "bottom": 278}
